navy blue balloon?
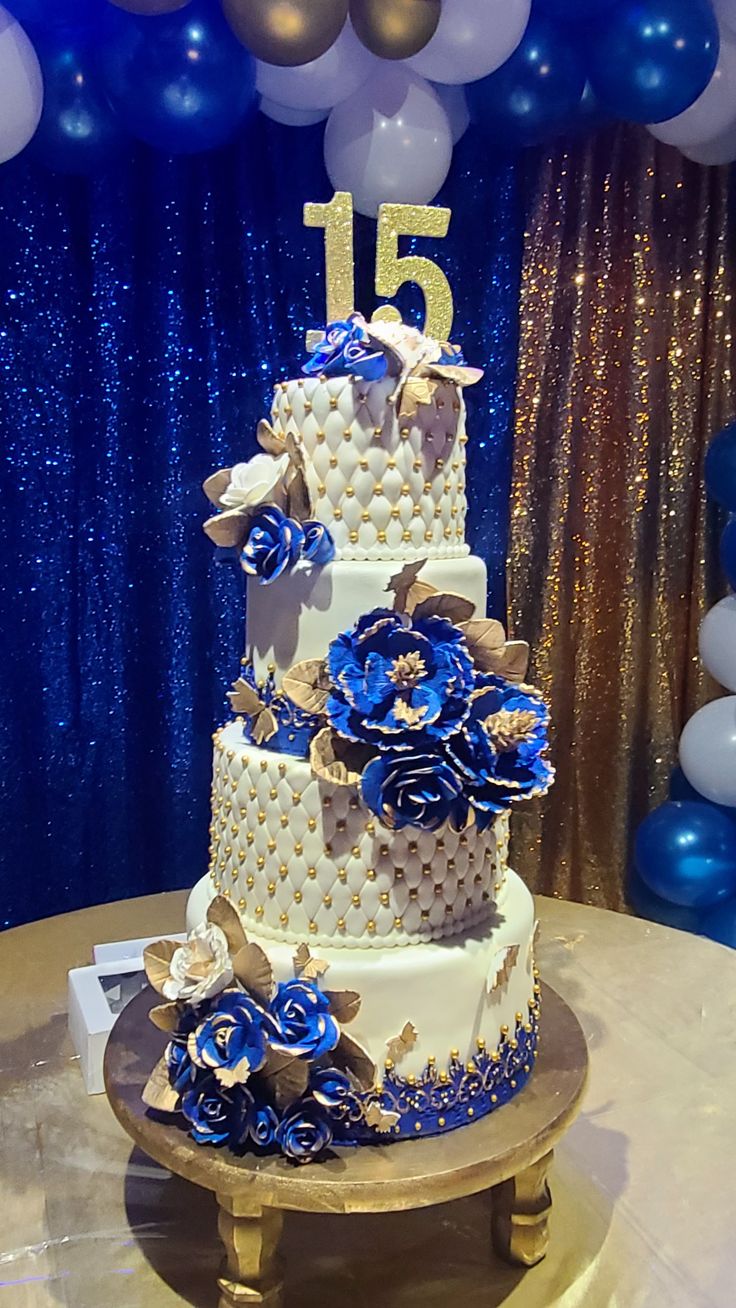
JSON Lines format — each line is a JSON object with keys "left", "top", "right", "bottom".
{"left": 720, "top": 518, "right": 736, "bottom": 590}
{"left": 31, "top": 36, "right": 130, "bottom": 175}
{"left": 5, "top": 0, "right": 99, "bottom": 27}
{"left": 467, "top": 15, "right": 586, "bottom": 148}
{"left": 705, "top": 424, "right": 736, "bottom": 511}
{"left": 635, "top": 801, "right": 736, "bottom": 908}
{"left": 627, "top": 870, "right": 704, "bottom": 934}
{"left": 700, "top": 897, "right": 736, "bottom": 948}
{"left": 98, "top": 0, "right": 256, "bottom": 154}
{"left": 535, "top": 0, "right": 619, "bottom": 19}
{"left": 586, "top": 0, "right": 719, "bottom": 125}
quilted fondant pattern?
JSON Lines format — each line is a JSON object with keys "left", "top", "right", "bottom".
{"left": 208, "top": 724, "right": 509, "bottom": 950}
{"left": 271, "top": 375, "right": 469, "bottom": 562}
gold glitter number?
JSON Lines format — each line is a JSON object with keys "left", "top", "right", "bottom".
{"left": 304, "top": 193, "right": 454, "bottom": 343}
{"left": 304, "top": 192, "right": 355, "bottom": 336}
{"left": 373, "top": 203, "right": 453, "bottom": 341}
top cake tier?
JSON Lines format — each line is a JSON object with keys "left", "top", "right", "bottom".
{"left": 269, "top": 372, "right": 469, "bottom": 562}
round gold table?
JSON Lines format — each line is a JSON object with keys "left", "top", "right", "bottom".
{"left": 104, "top": 983, "right": 588, "bottom": 1308}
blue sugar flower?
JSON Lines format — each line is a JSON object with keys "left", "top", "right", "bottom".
{"left": 241, "top": 506, "right": 304, "bottom": 585}
{"left": 438, "top": 342, "right": 466, "bottom": 366}
{"left": 326, "top": 609, "right": 474, "bottom": 749}
{"left": 310, "top": 1068, "right": 355, "bottom": 1114}
{"left": 247, "top": 1103, "right": 279, "bottom": 1149}
{"left": 444, "top": 675, "right": 553, "bottom": 822}
{"left": 189, "top": 991, "right": 272, "bottom": 1087}
{"left": 361, "top": 749, "right": 467, "bottom": 833}
{"left": 165, "top": 1038, "right": 196, "bottom": 1097}
{"left": 302, "top": 520, "right": 335, "bottom": 566}
{"left": 269, "top": 980, "right": 340, "bottom": 1061}
{"left": 181, "top": 1077, "right": 252, "bottom": 1147}
{"left": 275, "top": 1098, "right": 333, "bottom": 1163}
{"left": 302, "top": 316, "right": 387, "bottom": 381}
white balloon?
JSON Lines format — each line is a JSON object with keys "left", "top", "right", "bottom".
{"left": 323, "top": 67, "right": 452, "bottom": 219}
{"left": 259, "top": 97, "right": 328, "bottom": 127}
{"left": 680, "top": 697, "right": 736, "bottom": 806}
{"left": 699, "top": 596, "right": 736, "bottom": 691}
{"left": 0, "top": 8, "right": 43, "bottom": 166}
{"left": 648, "top": 30, "right": 736, "bottom": 149}
{"left": 406, "top": 0, "right": 530, "bottom": 86}
{"left": 255, "top": 21, "right": 375, "bottom": 113}
{"left": 432, "top": 82, "right": 470, "bottom": 145}
{"left": 683, "top": 122, "right": 736, "bottom": 165}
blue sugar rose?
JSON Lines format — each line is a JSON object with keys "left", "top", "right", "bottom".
{"left": 361, "top": 749, "right": 467, "bottom": 833}
{"left": 189, "top": 990, "right": 271, "bottom": 1087}
{"left": 275, "top": 1098, "right": 333, "bottom": 1163}
{"left": 269, "top": 980, "right": 339, "bottom": 1061}
{"left": 302, "top": 316, "right": 387, "bottom": 381}
{"left": 241, "top": 506, "right": 305, "bottom": 585}
{"left": 302, "top": 519, "right": 335, "bottom": 565}
{"left": 165, "top": 1038, "right": 196, "bottom": 1097}
{"left": 310, "top": 1067, "right": 354, "bottom": 1113}
{"left": 445, "top": 675, "right": 553, "bottom": 824}
{"left": 247, "top": 1103, "right": 279, "bottom": 1149}
{"left": 326, "top": 609, "right": 474, "bottom": 749}
{"left": 181, "top": 1077, "right": 252, "bottom": 1147}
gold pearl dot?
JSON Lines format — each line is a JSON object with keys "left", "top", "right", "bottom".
{"left": 259, "top": 760, "right": 268, "bottom": 773}
{"left": 337, "top": 868, "right": 347, "bottom": 882}
{"left": 317, "top": 484, "right": 326, "bottom": 497}
{"left": 267, "top": 881, "right": 275, "bottom": 895}
{"left": 349, "top": 531, "right": 359, "bottom": 543}
{"left": 278, "top": 762, "right": 287, "bottom": 776}
{"left": 280, "top": 815, "right": 289, "bottom": 828}
{"left": 294, "top": 890, "right": 302, "bottom": 904}
{"left": 249, "top": 787, "right": 257, "bottom": 800}
{"left": 351, "top": 893, "right": 360, "bottom": 906}
{"left": 343, "top": 428, "right": 352, "bottom": 440}
{"left": 329, "top": 396, "right": 338, "bottom": 409}
{"left": 394, "top": 916, "right": 402, "bottom": 928}
{"left": 294, "top": 843, "right": 303, "bottom": 856}
{"left": 361, "top": 511, "right": 371, "bottom": 522}
{"left": 377, "top": 531, "right": 387, "bottom": 543}
{"left": 379, "top": 892, "right": 389, "bottom": 906}
{"left": 246, "top": 874, "right": 255, "bottom": 889}
{"left": 307, "top": 866, "right": 317, "bottom": 879}
{"left": 238, "top": 898, "right": 246, "bottom": 910}
{"left": 367, "top": 920, "right": 376, "bottom": 933}
{"left": 402, "top": 530, "right": 412, "bottom": 542}
{"left": 255, "top": 905, "right": 264, "bottom": 917}
{"left": 414, "top": 1122, "right": 421, "bottom": 1131}
{"left": 280, "top": 912, "right": 289, "bottom": 925}
{"left": 307, "top": 817, "right": 317, "bottom": 832}
{"left": 373, "top": 426, "right": 383, "bottom": 436}
{"left": 323, "top": 893, "right": 332, "bottom": 907}
{"left": 329, "top": 455, "right": 338, "bottom": 468}
{"left": 292, "top": 793, "right": 301, "bottom": 804}
{"left": 390, "top": 508, "right": 400, "bottom": 520}
{"left": 334, "top": 508, "right": 343, "bottom": 520}
{"left": 337, "top": 918, "right": 345, "bottom": 930}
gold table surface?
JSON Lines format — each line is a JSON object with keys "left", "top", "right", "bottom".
{"left": 1, "top": 892, "right": 734, "bottom": 1308}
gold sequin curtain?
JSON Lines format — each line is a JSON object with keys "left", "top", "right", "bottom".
{"left": 508, "top": 125, "right": 736, "bottom": 910}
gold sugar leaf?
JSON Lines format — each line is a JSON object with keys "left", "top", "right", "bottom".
{"left": 459, "top": 618, "right": 509, "bottom": 672}
{"left": 258, "top": 1049, "right": 309, "bottom": 1109}
{"left": 293, "top": 942, "right": 330, "bottom": 980}
{"left": 251, "top": 705, "right": 278, "bottom": 745}
{"left": 256, "top": 419, "right": 286, "bottom": 456}
{"left": 364, "top": 1102, "right": 400, "bottom": 1134}
{"left": 398, "top": 375, "right": 439, "bottom": 419}
{"left": 333, "top": 1031, "right": 377, "bottom": 1090}
{"left": 487, "top": 944, "right": 520, "bottom": 995}
{"left": 232, "top": 942, "right": 273, "bottom": 1004}
{"left": 142, "top": 1056, "right": 179, "bottom": 1113}
{"left": 386, "top": 558, "right": 426, "bottom": 600}
{"left": 148, "top": 1002, "right": 181, "bottom": 1033}
{"left": 228, "top": 677, "right": 264, "bottom": 717}
{"left": 310, "top": 727, "right": 373, "bottom": 787}
{"left": 282, "top": 660, "right": 330, "bottom": 716}
{"left": 324, "top": 989, "right": 361, "bottom": 1025}
{"left": 285, "top": 466, "right": 312, "bottom": 522}
{"left": 206, "top": 895, "right": 247, "bottom": 956}
{"left": 495, "top": 640, "right": 530, "bottom": 683}
{"left": 143, "top": 938, "right": 179, "bottom": 995}
{"left": 385, "top": 1021, "right": 418, "bottom": 1063}
{"left": 412, "top": 592, "right": 475, "bottom": 625}
{"left": 428, "top": 363, "right": 484, "bottom": 388}
{"left": 202, "top": 507, "right": 250, "bottom": 550}
{"left": 284, "top": 428, "right": 306, "bottom": 470}
{"left": 202, "top": 468, "right": 232, "bottom": 507}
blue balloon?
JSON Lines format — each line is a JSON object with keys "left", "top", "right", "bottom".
{"left": 635, "top": 801, "right": 736, "bottom": 908}
{"left": 720, "top": 518, "right": 736, "bottom": 590}
{"left": 98, "top": 0, "right": 256, "bottom": 154}
{"left": 705, "top": 424, "right": 736, "bottom": 511}
{"left": 627, "top": 870, "right": 704, "bottom": 934}
{"left": 466, "top": 15, "right": 586, "bottom": 148}
{"left": 535, "top": 0, "right": 618, "bottom": 19}
{"left": 586, "top": 0, "right": 719, "bottom": 125}
{"left": 30, "top": 35, "right": 130, "bottom": 175}
{"left": 700, "top": 897, "right": 736, "bottom": 948}
{"left": 5, "top": 0, "right": 99, "bottom": 27}
{"left": 669, "top": 765, "right": 736, "bottom": 824}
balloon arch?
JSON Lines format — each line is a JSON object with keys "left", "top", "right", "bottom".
{"left": 0, "top": 0, "right": 734, "bottom": 213}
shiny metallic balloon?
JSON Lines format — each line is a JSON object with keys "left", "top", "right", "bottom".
{"left": 350, "top": 0, "right": 441, "bottom": 60}
{"left": 108, "top": 0, "right": 191, "bottom": 13}
{"left": 222, "top": 0, "right": 348, "bottom": 67}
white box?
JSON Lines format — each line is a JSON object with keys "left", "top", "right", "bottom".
{"left": 68, "top": 959, "right": 151, "bottom": 1095}
{"left": 93, "top": 932, "right": 185, "bottom": 965}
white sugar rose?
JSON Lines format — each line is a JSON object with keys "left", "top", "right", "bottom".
{"left": 163, "top": 922, "right": 234, "bottom": 1004}
{"left": 367, "top": 318, "right": 441, "bottom": 372}
{"left": 220, "top": 452, "right": 289, "bottom": 510}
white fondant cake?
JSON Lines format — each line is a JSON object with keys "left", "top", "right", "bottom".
{"left": 170, "top": 314, "right": 551, "bottom": 1160}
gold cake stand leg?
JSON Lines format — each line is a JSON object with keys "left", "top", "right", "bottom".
{"left": 216, "top": 1193, "right": 284, "bottom": 1308}
{"left": 490, "top": 1149, "right": 554, "bottom": 1267}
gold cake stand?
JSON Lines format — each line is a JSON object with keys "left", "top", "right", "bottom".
{"left": 105, "top": 983, "right": 588, "bottom": 1308}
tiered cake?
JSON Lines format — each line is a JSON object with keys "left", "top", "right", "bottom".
{"left": 143, "top": 315, "right": 552, "bottom": 1161}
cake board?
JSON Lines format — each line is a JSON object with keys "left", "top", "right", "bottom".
{"left": 104, "top": 982, "right": 588, "bottom": 1308}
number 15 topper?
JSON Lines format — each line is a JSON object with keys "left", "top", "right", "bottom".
{"left": 304, "top": 192, "right": 454, "bottom": 346}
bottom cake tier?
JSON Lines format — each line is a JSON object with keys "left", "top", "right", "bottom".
{"left": 186, "top": 868, "right": 540, "bottom": 1143}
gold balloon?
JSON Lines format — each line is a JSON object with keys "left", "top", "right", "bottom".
{"left": 350, "top": 0, "right": 441, "bottom": 60}
{"left": 222, "top": 0, "right": 349, "bottom": 67}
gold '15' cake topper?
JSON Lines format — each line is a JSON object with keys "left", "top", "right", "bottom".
{"left": 304, "top": 192, "right": 454, "bottom": 344}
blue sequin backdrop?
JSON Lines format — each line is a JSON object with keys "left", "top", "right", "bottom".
{"left": 0, "top": 119, "right": 523, "bottom": 928}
